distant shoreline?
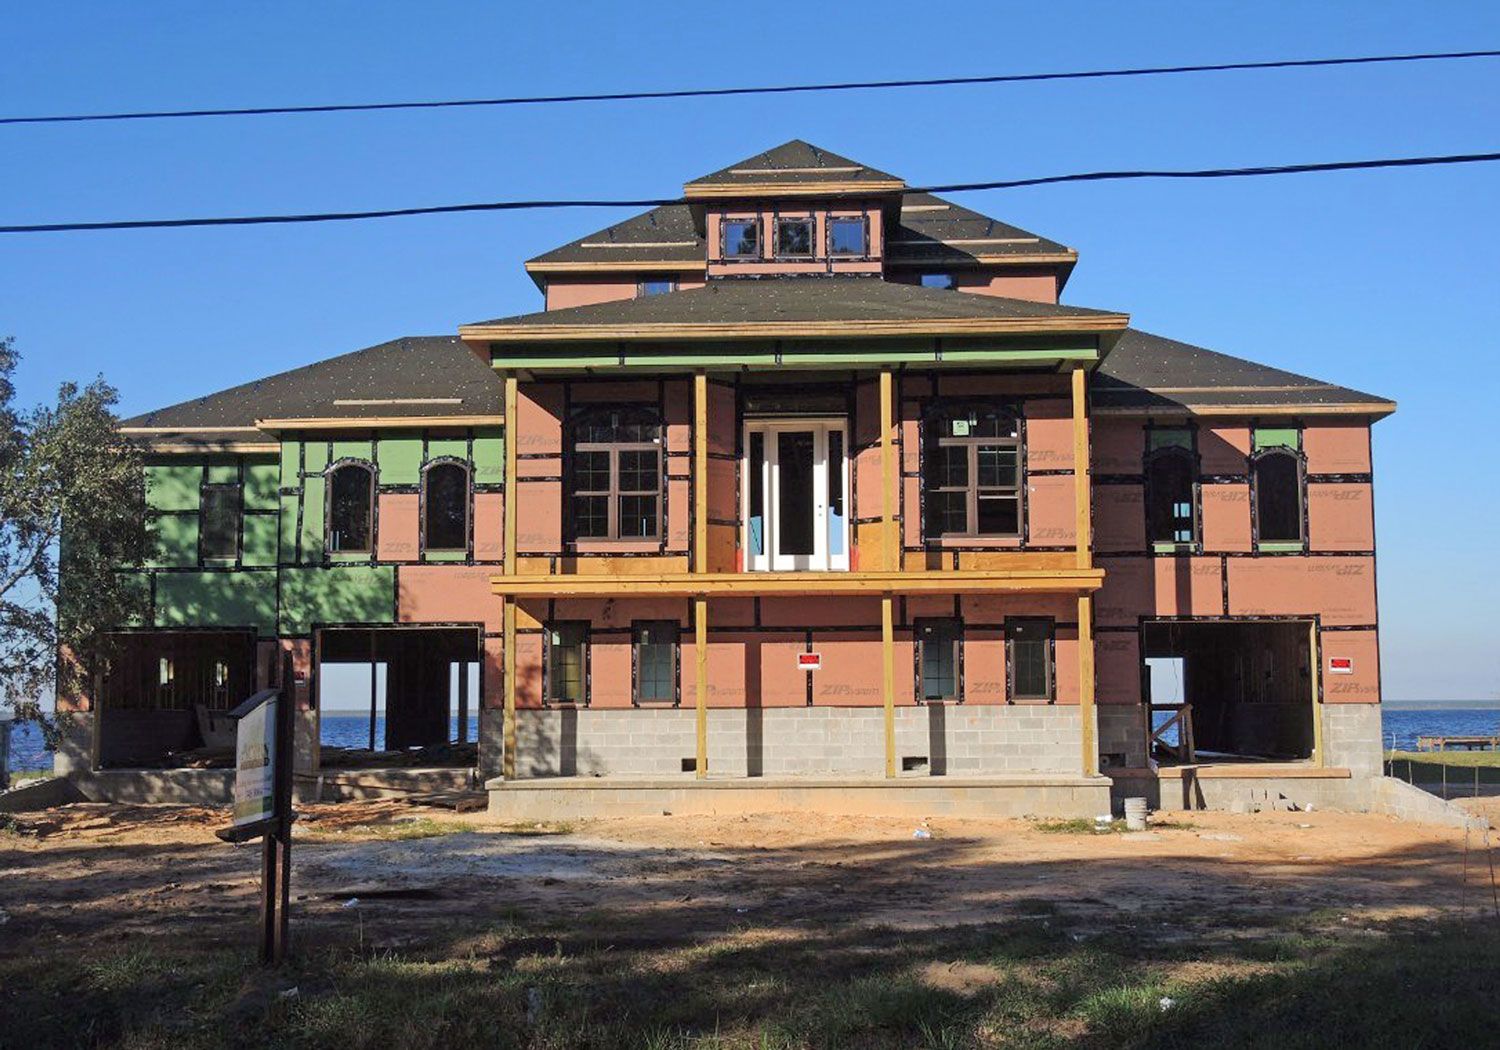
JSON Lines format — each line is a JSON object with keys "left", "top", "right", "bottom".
{"left": 1384, "top": 700, "right": 1498, "bottom": 710}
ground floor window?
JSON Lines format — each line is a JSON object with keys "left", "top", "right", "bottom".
{"left": 633, "top": 621, "right": 679, "bottom": 705}
{"left": 917, "top": 619, "right": 962, "bottom": 702}
{"left": 1006, "top": 619, "right": 1054, "bottom": 702}
{"left": 545, "top": 622, "right": 589, "bottom": 705}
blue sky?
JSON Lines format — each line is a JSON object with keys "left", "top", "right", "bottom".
{"left": 1, "top": 3, "right": 1496, "bottom": 700}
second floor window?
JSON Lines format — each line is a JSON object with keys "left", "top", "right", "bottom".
{"left": 829, "top": 217, "right": 867, "bottom": 256}
{"left": 423, "top": 461, "right": 469, "bottom": 552}
{"left": 923, "top": 406, "right": 1022, "bottom": 539}
{"left": 1145, "top": 448, "right": 1197, "bottom": 546}
{"left": 722, "top": 219, "right": 760, "bottom": 259}
{"left": 569, "top": 408, "right": 662, "bottom": 541}
{"left": 775, "top": 217, "right": 814, "bottom": 257}
{"left": 1253, "top": 450, "right": 1304, "bottom": 544}
{"left": 327, "top": 462, "right": 374, "bottom": 553}
{"left": 200, "top": 482, "right": 241, "bottom": 561}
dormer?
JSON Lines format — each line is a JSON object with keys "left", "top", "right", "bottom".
{"left": 686, "top": 141, "right": 904, "bottom": 280}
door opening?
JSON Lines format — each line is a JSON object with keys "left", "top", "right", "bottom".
{"left": 744, "top": 418, "right": 848, "bottom": 571}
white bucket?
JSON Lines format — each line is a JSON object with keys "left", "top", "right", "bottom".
{"left": 1123, "top": 796, "right": 1149, "bottom": 832}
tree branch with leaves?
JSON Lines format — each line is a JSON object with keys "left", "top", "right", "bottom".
{"left": 0, "top": 337, "right": 147, "bottom": 735}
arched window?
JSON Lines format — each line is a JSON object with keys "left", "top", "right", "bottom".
{"left": 423, "top": 461, "right": 469, "bottom": 553}
{"left": 327, "top": 463, "right": 374, "bottom": 553}
{"left": 567, "top": 408, "right": 662, "bottom": 541}
{"left": 1252, "top": 450, "right": 1303, "bottom": 544}
{"left": 922, "top": 404, "right": 1022, "bottom": 538}
{"left": 1145, "top": 448, "right": 1197, "bottom": 545}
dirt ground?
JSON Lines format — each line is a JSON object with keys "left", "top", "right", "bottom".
{"left": 2, "top": 800, "right": 1492, "bottom": 949}
{"left": 2, "top": 799, "right": 1498, "bottom": 1048}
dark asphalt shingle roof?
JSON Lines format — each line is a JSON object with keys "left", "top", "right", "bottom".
{"left": 464, "top": 276, "right": 1125, "bottom": 331}
{"left": 1095, "top": 329, "right": 1393, "bottom": 414}
{"left": 889, "top": 192, "right": 1075, "bottom": 264}
{"left": 123, "top": 336, "right": 502, "bottom": 435}
{"left": 526, "top": 203, "right": 704, "bottom": 268}
{"left": 684, "top": 139, "right": 904, "bottom": 192}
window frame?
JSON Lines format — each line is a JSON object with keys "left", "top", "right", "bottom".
{"left": 920, "top": 273, "right": 955, "bottom": 290}
{"left": 827, "top": 214, "right": 869, "bottom": 258}
{"left": 915, "top": 617, "right": 963, "bottom": 704}
{"left": 1005, "top": 617, "right": 1055, "bottom": 704}
{"left": 632, "top": 619, "right": 680, "bottom": 706}
{"left": 637, "top": 276, "right": 677, "bottom": 297}
{"left": 773, "top": 215, "right": 816, "bottom": 259}
{"left": 921, "top": 403, "right": 1025, "bottom": 541}
{"left": 325, "top": 460, "right": 376, "bottom": 555}
{"left": 1250, "top": 447, "right": 1307, "bottom": 548}
{"left": 199, "top": 481, "right": 243, "bottom": 563}
{"left": 420, "top": 458, "right": 471, "bottom": 555}
{"left": 565, "top": 407, "right": 664, "bottom": 544}
{"left": 1143, "top": 445, "right": 1200, "bottom": 550}
{"left": 543, "top": 621, "right": 590, "bottom": 707}
{"left": 720, "top": 216, "right": 762, "bottom": 260}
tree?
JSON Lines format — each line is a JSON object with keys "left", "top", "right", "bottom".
{"left": 0, "top": 337, "right": 147, "bottom": 730}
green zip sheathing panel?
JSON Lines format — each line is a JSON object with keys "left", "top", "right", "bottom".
{"left": 279, "top": 441, "right": 300, "bottom": 483}
{"left": 376, "top": 436, "right": 423, "bottom": 485}
{"left": 147, "top": 514, "right": 200, "bottom": 567}
{"left": 244, "top": 461, "right": 280, "bottom": 510}
{"left": 115, "top": 572, "right": 152, "bottom": 626}
{"left": 332, "top": 439, "right": 374, "bottom": 464}
{"left": 155, "top": 570, "right": 277, "bottom": 636}
{"left": 299, "top": 475, "right": 325, "bottom": 563}
{"left": 427, "top": 438, "right": 467, "bottom": 462}
{"left": 278, "top": 565, "right": 395, "bottom": 636}
{"left": 242, "top": 514, "right": 279, "bottom": 567}
{"left": 1253, "top": 427, "right": 1301, "bottom": 451}
{"left": 473, "top": 430, "right": 505, "bottom": 484}
{"left": 1148, "top": 428, "right": 1193, "bottom": 451}
{"left": 145, "top": 464, "right": 202, "bottom": 512}
{"left": 204, "top": 463, "right": 239, "bottom": 486}
{"left": 304, "top": 442, "right": 330, "bottom": 474}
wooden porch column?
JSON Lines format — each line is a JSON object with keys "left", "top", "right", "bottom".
{"left": 880, "top": 367, "right": 898, "bottom": 777}
{"left": 1310, "top": 620, "right": 1325, "bottom": 767}
{"left": 1071, "top": 366, "right": 1097, "bottom": 776}
{"left": 502, "top": 373, "right": 518, "bottom": 780}
{"left": 693, "top": 370, "right": 709, "bottom": 778}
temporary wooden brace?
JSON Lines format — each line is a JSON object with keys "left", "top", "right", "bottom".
{"left": 1072, "top": 367, "right": 1097, "bottom": 776}
{"left": 502, "top": 373, "right": 519, "bottom": 781}
{"left": 694, "top": 370, "right": 709, "bottom": 779}
{"left": 1310, "top": 619, "right": 1325, "bottom": 767}
{"left": 880, "top": 367, "right": 898, "bottom": 778}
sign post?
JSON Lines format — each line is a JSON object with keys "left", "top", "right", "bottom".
{"left": 216, "top": 677, "right": 295, "bottom": 966}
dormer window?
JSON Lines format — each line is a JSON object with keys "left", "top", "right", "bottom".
{"left": 921, "top": 273, "right": 955, "bottom": 290}
{"left": 829, "top": 217, "right": 867, "bottom": 257}
{"left": 774, "top": 218, "right": 814, "bottom": 258}
{"left": 722, "top": 219, "right": 760, "bottom": 259}
{"left": 639, "top": 277, "right": 676, "bottom": 296}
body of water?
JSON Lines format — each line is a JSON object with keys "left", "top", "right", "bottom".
{"left": 4, "top": 706, "right": 1497, "bottom": 777}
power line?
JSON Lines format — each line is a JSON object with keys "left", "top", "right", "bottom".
{"left": 2, "top": 150, "right": 1496, "bottom": 235}
{"left": 4, "top": 48, "right": 1499, "bottom": 126}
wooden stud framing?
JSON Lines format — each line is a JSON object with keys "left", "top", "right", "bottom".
{"left": 1071, "top": 365, "right": 1091, "bottom": 570}
{"left": 502, "top": 373, "right": 519, "bottom": 781}
{"left": 693, "top": 371, "right": 709, "bottom": 778}
{"left": 882, "top": 595, "right": 896, "bottom": 779}
{"left": 1077, "top": 593, "right": 1097, "bottom": 777}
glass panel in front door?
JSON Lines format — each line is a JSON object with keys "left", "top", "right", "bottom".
{"left": 776, "top": 430, "right": 816, "bottom": 557}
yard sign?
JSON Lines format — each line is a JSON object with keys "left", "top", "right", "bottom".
{"left": 232, "top": 695, "right": 277, "bottom": 827}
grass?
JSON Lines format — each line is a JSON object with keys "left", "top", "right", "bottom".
{"left": 1031, "top": 817, "right": 1191, "bottom": 835}
{"left": 1386, "top": 749, "right": 1500, "bottom": 788}
{"left": 3, "top": 915, "right": 1496, "bottom": 1049}
{"left": 296, "top": 817, "right": 475, "bottom": 843}
{"left": 1388, "top": 749, "right": 1500, "bottom": 768}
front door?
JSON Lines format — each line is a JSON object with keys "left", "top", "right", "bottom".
{"left": 743, "top": 419, "right": 848, "bottom": 571}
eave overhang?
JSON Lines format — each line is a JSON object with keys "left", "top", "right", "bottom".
{"left": 254, "top": 414, "right": 505, "bottom": 432}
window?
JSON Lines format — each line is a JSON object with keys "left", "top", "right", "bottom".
{"left": 1253, "top": 450, "right": 1303, "bottom": 544}
{"left": 634, "top": 621, "right": 678, "bottom": 704}
{"left": 774, "top": 217, "right": 814, "bottom": 257}
{"left": 200, "top": 483, "right": 242, "bottom": 561}
{"left": 1007, "top": 619, "right": 1054, "bottom": 702}
{"left": 327, "top": 463, "right": 374, "bottom": 553}
{"left": 423, "top": 461, "right": 469, "bottom": 552}
{"left": 923, "top": 406, "right": 1022, "bottom": 538}
{"left": 722, "top": 218, "right": 760, "bottom": 259}
{"left": 569, "top": 408, "right": 662, "bottom": 541}
{"left": 1145, "top": 449, "right": 1197, "bottom": 546}
{"left": 829, "top": 217, "right": 867, "bottom": 256}
{"left": 545, "top": 622, "right": 588, "bottom": 705}
{"left": 639, "top": 277, "right": 676, "bottom": 296}
{"left": 917, "top": 619, "right": 962, "bottom": 703}
{"left": 920, "top": 273, "right": 955, "bottom": 290}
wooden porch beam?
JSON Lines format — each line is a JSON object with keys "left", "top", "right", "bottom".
{"left": 502, "top": 373, "right": 518, "bottom": 781}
